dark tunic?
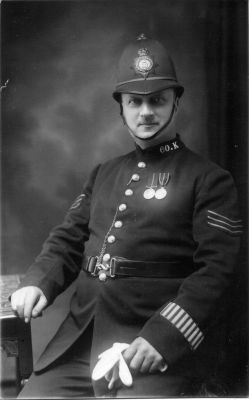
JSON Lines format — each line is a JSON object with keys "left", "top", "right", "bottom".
{"left": 18, "top": 136, "right": 242, "bottom": 385}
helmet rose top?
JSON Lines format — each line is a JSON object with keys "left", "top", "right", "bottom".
{"left": 113, "top": 34, "right": 184, "bottom": 102}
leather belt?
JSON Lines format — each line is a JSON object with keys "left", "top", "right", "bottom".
{"left": 83, "top": 256, "right": 193, "bottom": 281}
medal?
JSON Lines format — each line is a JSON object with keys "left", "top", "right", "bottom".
{"left": 143, "top": 173, "right": 157, "bottom": 200}
{"left": 154, "top": 173, "right": 170, "bottom": 200}
{"left": 155, "top": 187, "right": 167, "bottom": 199}
{"left": 143, "top": 188, "right": 156, "bottom": 199}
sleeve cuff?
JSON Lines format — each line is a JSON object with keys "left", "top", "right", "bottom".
{"left": 16, "top": 259, "right": 65, "bottom": 304}
{"left": 139, "top": 302, "right": 204, "bottom": 366}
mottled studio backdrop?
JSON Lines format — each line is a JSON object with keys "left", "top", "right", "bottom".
{"left": 1, "top": 0, "right": 248, "bottom": 393}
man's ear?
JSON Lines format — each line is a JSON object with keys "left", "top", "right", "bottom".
{"left": 121, "top": 114, "right": 126, "bottom": 126}
{"left": 174, "top": 96, "right": 179, "bottom": 112}
{"left": 119, "top": 102, "right": 123, "bottom": 116}
{"left": 119, "top": 101, "right": 127, "bottom": 125}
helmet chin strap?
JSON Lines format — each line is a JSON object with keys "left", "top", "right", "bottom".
{"left": 122, "top": 97, "right": 178, "bottom": 142}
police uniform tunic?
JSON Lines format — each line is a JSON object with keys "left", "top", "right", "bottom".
{"left": 17, "top": 136, "right": 242, "bottom": 396}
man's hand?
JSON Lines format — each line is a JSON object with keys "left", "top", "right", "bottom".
{"left": 11, "top": 286, "right": 48, "bottom": 323}
{"left": 123, "top": 337, "right": 166, "bottom": 374}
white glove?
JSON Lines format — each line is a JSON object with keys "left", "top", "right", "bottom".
{"left": 92, "top": 343, "right": 133, "bottom": 390}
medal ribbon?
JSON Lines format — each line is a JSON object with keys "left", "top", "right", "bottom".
{"left": 146, "top": 173, "right": 158, "bottom": 189}
{"left": 158, "top": 172, "right": 170, "bottom": 187}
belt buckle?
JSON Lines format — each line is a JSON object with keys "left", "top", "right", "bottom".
{"left": 89, "top": 256, "right": 99, "bottom": 276}
{"left": 94, "top": 258, "right": 111, "bottom": 281}
{"left": 109, "top": 257, "right": 117, "bottom": 278}
{"left": 89, "top": 257, "right": 117, "bottom": 281}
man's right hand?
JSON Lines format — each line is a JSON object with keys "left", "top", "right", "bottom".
{"left": 11, "top": 286, "right": 48, "bottom": 323}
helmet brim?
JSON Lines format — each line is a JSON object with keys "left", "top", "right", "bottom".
{"left": 113, "top": 79, "right": 184, "bottom": 102}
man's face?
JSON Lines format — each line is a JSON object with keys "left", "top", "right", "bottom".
{"left": 121, "top": 89, "right": 175, "bottom": 141}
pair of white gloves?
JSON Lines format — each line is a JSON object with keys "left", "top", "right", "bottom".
{"left": 92, "top": 343, "right": 167, "bottom": 390}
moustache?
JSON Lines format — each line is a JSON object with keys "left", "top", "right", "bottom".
{"left": 138, "top": 120, "right": 158, "bottom": 126}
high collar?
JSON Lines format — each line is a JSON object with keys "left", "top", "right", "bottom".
{"left": 135, "top": 134, "right": 185, "bottom": 158}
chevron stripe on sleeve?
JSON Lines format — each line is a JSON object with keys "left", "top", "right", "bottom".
{"left": 70, "top": 194, "right": 86, "bottom": 210}
{"left": 207, "top": 210, "right": 243, "bottom": 235}
{"left": 160, "top": 302, "right": 204, "bottom": 350}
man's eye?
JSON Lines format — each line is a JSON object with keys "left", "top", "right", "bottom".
{"left": 151, "top": 96, "right": 165, "bottom": 105}
{"left": 128, "top": 98, "right": 141, "bottom": 106}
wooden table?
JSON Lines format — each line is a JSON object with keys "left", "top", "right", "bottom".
{"left": 0, "top": 275, "right": 33, "bottom": 392}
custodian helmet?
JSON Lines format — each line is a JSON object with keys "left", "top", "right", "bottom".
{"left": 113, "top": 34, "right": 184, "bottom": 102}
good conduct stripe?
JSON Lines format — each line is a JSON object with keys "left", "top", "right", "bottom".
{"left": 208, "top": 222, "right": 243, "bottom": 234}
{"left": 207, "top": 210, "right": 242, "bottom": 224}
{"left": 208, "top": 216, "right": 243, "bottom": 228}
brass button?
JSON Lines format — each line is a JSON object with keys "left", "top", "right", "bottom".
{"left": 132, "top": 174, "right": 140, "bottom": 182}
{"left": 99, "top": 272, "right": 107, "bottom": 281}
{"left": 119, "top": 204, "right": 127, "bottom": 212}
{"left": 125, "top": 189, "right": 133, "bottom": 196}
{"left": 114, "top": 221, "right": 123, "bottom": 228}
{"left": 138, "top": 162, "right": 146, "bottom": 168}
{"left": 107, "top": 235, "right": 116, "bottom": 244}
{"left": 103, "top": 253, "right": 111, "bottom": 262}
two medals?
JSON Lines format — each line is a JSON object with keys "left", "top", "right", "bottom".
{"left": 143, "top": 173, "right": 170, "bottom": 200}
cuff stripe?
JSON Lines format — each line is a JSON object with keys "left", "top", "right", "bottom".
{"left": 171, "top": 308, "right": 185, "bottom": 324}
{"left": 180, "top": 318, "right": 193, "bottom": 334}
{"left": 185, "top": 323, "right": 198, "bottom": 338}
{"left": 160, "top": 302, "right": 204, "bottom": 350}
{"left": 191, "top": 331, "right": 203, "bottom": 345}
{"left": 166, "top": 303, "right": 180, "bottom": 318}
{"left": 175, "top": 313, "right": 189, "bottom": 329}
{"left": 188, "top": 327, "right": 200, "bottom": 342}
{"left": 193, "top": 335, "right": 204, "bottom": 350}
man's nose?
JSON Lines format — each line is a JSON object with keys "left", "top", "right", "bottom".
{"left": 139, "top": 102, "right": 154, "bottom": 118}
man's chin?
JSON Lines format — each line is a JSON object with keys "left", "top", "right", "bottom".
{"left": 135, "top": 128, "right": 159, "bottom": 140}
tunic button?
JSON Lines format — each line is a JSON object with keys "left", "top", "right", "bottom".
{"left": 125, "top": 189, "right": 133, "bottom": 196}
{"left": 138, "top": 162, "right": 146, "bottom": 168}
{"left": 99, "top": 272, "right": 107, "bottom": 281}
{"left": 107, "top": 235, "right": 116, "bottom": 244}
{"left": 114, "top": 221, "right": 123, "bottom": 228}
{"left": 132, "top": 174, "right": 140, "bottom": 182}
{"left": 119, "top": 204, "right": 127, "bottom": 211}
{"left": 103, "top": 253, "right": 111, "bottom": 262}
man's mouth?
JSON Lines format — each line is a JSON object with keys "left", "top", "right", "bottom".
{"left": 138, "top": 122, "right": 158, "bottom": 127}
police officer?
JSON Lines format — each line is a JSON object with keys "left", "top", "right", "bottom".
{"left": 11, "top": 34, "right": 242, "bottom": 398}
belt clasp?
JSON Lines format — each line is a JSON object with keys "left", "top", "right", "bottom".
{"left": 90, "top": 257, "right": 117, "bottom": 281}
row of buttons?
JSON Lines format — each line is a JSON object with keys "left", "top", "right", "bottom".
{"left": 103, "top": 162, "right": 147, "bottom": 263}
{"left": 107, "top": 220, "right": 123, "bottom": 243}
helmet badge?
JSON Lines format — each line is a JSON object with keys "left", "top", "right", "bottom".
{"left": 134, "top": 48, "right": 155, "bottom": 78}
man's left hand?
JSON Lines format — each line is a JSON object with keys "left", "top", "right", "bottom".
{"left": 123, "top": 337, "right": 166, "bottom": 374}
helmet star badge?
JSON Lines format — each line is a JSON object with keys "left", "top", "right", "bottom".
{"left": 132, "top": 34, "right": 158, "bottom": 79}
{"left": 134, "top": 48, "right": 154, "bottom": 78}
